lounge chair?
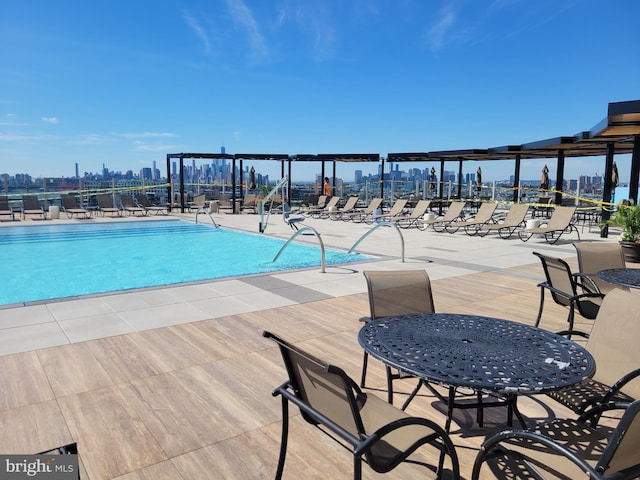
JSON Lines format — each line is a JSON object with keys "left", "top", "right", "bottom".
{"left": 364, "top": 198, "right": 408, "bottom": 224}
{"left": 60, "top": 194, "right": 90, "bottom": 218}
{"left": 0, "top": 195, "right": 16, "bottom": 221}
{"left": 119, "top": 194, "right": 146, "bottom": 216}
{"left": 477, "top": 203, "right": 529, "bottom": 239}
{"left": 218, "top": 194, "right": 234, "bottom": 213}
{"left": 545, "top": 288, "right": 640, "bottom": 420}
{"left": 518, "top": 205, "right": 579, "bottom": 244}
{"left": 573, "top": 241, "right": 626, "bottom": 294}
{"left": 240, "top": 193, "right": 257, "bottom": 213}
{"left": 394, "top": 199, "right": 432, "bottom": 229}
{"left": 472, "top": 399, "right": 640, "bottom": 480}
{"left": 456, "top": 202, "right": 498, "bottom": 235}
{"left": 135, "top": 193, "right": 168, "bottom": 215}
{"left": 21, "top": 195, "right": 46, "bottom": 220}
{"left": 418, "top": 200, "right": 466, "bottom": 232}
{"left": 302, "top": 195, "right": 327, "bottom": 217}
{"left": 532, "top": 251, "right": 604, "bottom": 339}
{"left": 308, "top": 195, "right": 339, "bottom": 218}
{"left": 282, "top": 202, "right": 304, "bottom": 230}
{"left": 331, "top": 195, "right": 359, "bottom": 220}
{"left": 188, "top": 193, "right": 208, "bottom": 212}
{"left": 96, "top": 194, "right": 122, "bottom": 217}
{"left": 340, "top": 197, "right": 382, "bottom": 223}
{"left": 263, "top": 331, "right": 461, "bottom": 480}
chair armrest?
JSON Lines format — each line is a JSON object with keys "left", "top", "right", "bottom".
{"left": 472, "top": 429, "right": 601, "bottom": 480}
{"left": 359, "top": 316, "right": 372, "bottom": 323}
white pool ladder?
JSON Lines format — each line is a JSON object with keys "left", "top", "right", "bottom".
{"left": 348, "top": 221, "right": 405, "bottom": 262}
{"left": 272, "top": 225, "right": 326, "bottom": 273}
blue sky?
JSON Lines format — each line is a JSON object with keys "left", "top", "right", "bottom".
{"left": 1, "top": 0, "right": 639, "bottom": 182}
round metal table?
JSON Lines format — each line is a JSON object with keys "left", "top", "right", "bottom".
{"left": 596, "top": 268, "right": 640, "bottom": 289}
{"left": 358, "top": 313, "right": 595, "bottom": 431}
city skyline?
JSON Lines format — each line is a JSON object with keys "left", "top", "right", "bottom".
{"left": 1, "top": 1, "right": 639, "bottom": 181}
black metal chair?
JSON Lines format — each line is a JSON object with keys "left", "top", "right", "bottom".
{"left": 472, "top": 400, "right": 640, "bottom": 480}
{"left": 263, "top": 331, "right": 460, "bottom": 480}
{"left": 532, "top": 251, "right": 604, "bottom": 339}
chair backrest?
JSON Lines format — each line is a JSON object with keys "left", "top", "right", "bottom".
{"left": 386, "top": 198, "right": 408, "bottom": 216}
{"left": 0, "top": 195, "right": 9, "bottom": 210}
{"left": 364, "top": 270, "right": 435, "bottom": 319}
{"left": 60, "top": 194, "right": 78, "bottom": 209}
{"left": 501, "top": 203, "right": 530, "bottom": 225}
{"left": 243, "top": 193, "right": 256, "bottom": 207}
{"left": 532, "top": 252, "right": 577, "bottom": 308}
{"left": 340, "top": 196, "right": 359, "bottom": 212}
{"left": 97, "top": 194, "right": 115, "bottom": 208}
{"left": 573, "top": 242, "right": 626, "bottom": 294}
{"left": 597, "top": 399, "right": 640, "bottom": 475}
{"left": 472, "top": 202, "right": 497, "bottom": 222}
{"left": 192, "top": 193, "right": 207, "bottom": 207}
{"left": 135, "top": 193, "right": 151, "bottom": 207}
{"left": 363, "top": 198, "right": 382, "bottom": 214}
{"left": 316, "top": 195, "right": 328, "bottom": 208}
{"left": 408, "top": 199, "right": 431, "bottom": 218}
{"left": 442, "top": 201, "right": 466, "bottom": 221}
{"left": 120, "top": 194, "right": 135, "bottom": 207}
{"left": 22, "top": 195, "right": 41, "bottom": 210}
{"left": 586, "top": 289, "right": 640, "bottom": 399}
{"left": 219, "top": 194, "right": 231, "bottom": 207}
{"left": 546, "top": 206, "right": 576, "bottom": 229}
{"left": 264, "top": 331, "right": 364, "bottom": 436}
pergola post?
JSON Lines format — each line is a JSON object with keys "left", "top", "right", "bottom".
{"left": 553, "top": 150, "right": 565, "bottom": 205}
{"left": 601, "top": 142, "right": 616, "bottom": 237}
{"left": 630, "top": 135, "right": 640, "bottom": 203}
{"left": 513, "top": 154, "right": 521, "bottom": 203}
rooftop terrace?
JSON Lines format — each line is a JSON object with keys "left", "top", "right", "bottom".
{"left": 0, "top": 207, "right": 632, "bottom": 479}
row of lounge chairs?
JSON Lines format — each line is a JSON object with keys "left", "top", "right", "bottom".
{"left": 305, "top": 196, "right": 582, "bottom": 244}
{"left": 0, "top": 194, "right": 170, "bottom": 221}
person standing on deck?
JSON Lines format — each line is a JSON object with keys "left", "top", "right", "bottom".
{"left": 323, "top": 177, "right": 331, "bottom": 196}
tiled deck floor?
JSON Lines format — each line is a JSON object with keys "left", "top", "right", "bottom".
{"left": 0, "top": 209, "right": 627, "bottom": 478}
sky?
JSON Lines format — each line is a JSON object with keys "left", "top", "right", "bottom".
{"left": 1, "top": 0, "right": 639, "bottom": 183}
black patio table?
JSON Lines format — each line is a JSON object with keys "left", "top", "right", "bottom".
{"left": 597, "top": 268, "right": 640, "bottom": 289}
{"left": 358, "top": 312, "right": 595, "bottom": 432}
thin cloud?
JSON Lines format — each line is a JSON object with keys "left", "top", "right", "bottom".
{"left": 427, "top": 5, "right": 457, "bottom": 52}
{"left": 225, "top": 0, "right": 269, "bottom": 62}
{"left": 183, "top": 10, "right": 212, "bottom": 54}
{"left": 42, "top": 117, "right": 59, "bottom": 124}
{"left": 116, "top": 132, "right": 177, "bottom": 139}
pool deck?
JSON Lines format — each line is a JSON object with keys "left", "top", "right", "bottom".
{"left": 0, "top": 208, "right": 607, "bottom": 356}
{"left": 0, "top": 208, "right": 631, "bottom": 479}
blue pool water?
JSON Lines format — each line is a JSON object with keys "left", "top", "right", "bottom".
{"left": 0, "top": 220, "right": 372, "bottom": 305}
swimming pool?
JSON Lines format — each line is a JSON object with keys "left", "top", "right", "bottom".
{"left": 0, "top": 220, "right": 372, "bottom": 306}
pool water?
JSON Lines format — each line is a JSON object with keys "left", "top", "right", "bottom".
{"left": 0, "top": 220, "right": 372, "bottom": 305}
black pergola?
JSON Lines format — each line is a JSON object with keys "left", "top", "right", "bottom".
{"left": 167, "top": 100, "right": 640, "bottom": 236}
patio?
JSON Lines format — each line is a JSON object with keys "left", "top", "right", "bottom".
{"left": 0, "top": 209, "right": 627, "bottom": 478}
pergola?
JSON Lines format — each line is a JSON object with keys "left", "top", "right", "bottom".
{"left": 167, "top": 100, "right": 640, "bottom": 235}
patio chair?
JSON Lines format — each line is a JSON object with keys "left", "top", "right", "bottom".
{"left": 218, "top": 194, "right": 234, "bottom": 213}
{"left": 135, "top": 193, "right": 168, "bottom": 215}
{"left": 263, "top": 331, "right": 461, "bottom": 480}
{"left": 0, "top": 195, "right": 16, "bottom": 221}
{"left": 545, "top": 288, "right": 640, "bottom": 420}
{"left": 309, "top": 195, "right": 340, "bottom": 218}
{"left": 418, "top": 201, "right": 466, "bottom": 232}
{"left": 457, "top": 202, "right": 498, "bottom": 235}
{"left": 394, "top": 199, "right": 432, "bottom": 229}
{"left": 21, "top": 194, "right": 46, "bottom": 220}
{"left": 332, "top": 195, "right": 359, "bottom": 220}
{"left": 518, "top": 206, "right": 579, "bottom": 244}
{"left": 341, "top": 197, "right": 382, "bottom": 223}
{"left": 60, "top": 194, "right": 90, "bottom": 218}
{"left": 188, "top": 193, "right": 208, "bottom": 212}
{"left": 477, "top": 203, "right": 530, "bottom": 239}
{"left": 96, "top": 194, "right": 122, "bottom": 217}
{"left": 532, "top": 251, "right": 604, "bottom": 339}
{"left": 573, "top": 241, "right": 627, "bottom": 294}
{"left": 282, "top": 202, "right": 304, "bottom": 230}
{"left": 302, "top": 195, "right": 327, "bottom": 217}
{"left": 364, "top": 198, "right": 408, "bottom": 224}
{"left": 472, "top": 399, "right": 640, "bottom": 480}
{"left": 240, "top": 193, "right": 257, "bottom": 213}
{"left": 360, "top": 270, "right": 436, "bottom": 405}
{"left": 119, "top": 194, "right": 146, "bottom": 216}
